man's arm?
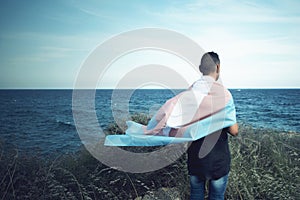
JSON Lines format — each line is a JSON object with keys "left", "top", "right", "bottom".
{"left": 228, "top": 123, "right": 238, "bottom": 136}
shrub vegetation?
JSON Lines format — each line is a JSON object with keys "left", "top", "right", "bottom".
{"left": 1, "top": 113, "right": 299, "bottom": 199}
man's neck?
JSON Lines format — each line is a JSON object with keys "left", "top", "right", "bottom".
{"left": 203, "top": 75, "right": 216, "bottom": 82}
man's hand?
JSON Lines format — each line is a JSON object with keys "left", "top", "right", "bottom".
{"left": 228, "top": 123, "right": 238, "bottom": 136}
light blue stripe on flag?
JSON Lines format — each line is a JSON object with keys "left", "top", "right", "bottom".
{"left": 104, "top": 98, "right": 236, "bottom": 146}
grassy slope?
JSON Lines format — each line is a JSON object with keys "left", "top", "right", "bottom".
{"left": 0, "top": 114, "right": 299, "bottom": 199}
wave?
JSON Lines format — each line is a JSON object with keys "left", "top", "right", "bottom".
{"left": 55, "top": 119, "right": 76, "bottom": 129}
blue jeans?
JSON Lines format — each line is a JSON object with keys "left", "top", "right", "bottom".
{"left": 190, "top": 174, "right": 228, "bottom": 200}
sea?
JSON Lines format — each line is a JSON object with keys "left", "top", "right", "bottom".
{"left": 0, "top": 89, "right": 299, "bottom": 156}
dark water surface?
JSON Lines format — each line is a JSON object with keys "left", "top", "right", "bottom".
{"left": 0, "top": 89, "right": 299, "bottom": 155}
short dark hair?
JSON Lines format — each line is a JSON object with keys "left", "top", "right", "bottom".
{"left": 199, "top": 52, "right": 220, "bottom": 75}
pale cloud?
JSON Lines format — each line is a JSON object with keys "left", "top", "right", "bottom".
{"left": 0, "top": 31, "right": 106, "bottom": 63}
{"left": 191, "top": 25, "right": 300, "bottom": 88}
{"left": 97, "top": 49, "right": 201, "bottom": 89}
{"left": 144, "top": 0, "right": 300, "bottom": 26}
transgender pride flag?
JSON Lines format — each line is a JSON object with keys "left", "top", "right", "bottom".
{"left": 104, "top": 76, "right": 236, "bottom": 146}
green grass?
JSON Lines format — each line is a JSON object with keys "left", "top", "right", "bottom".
{"left": 226, "top": 124, "right": 300, "bottom": 199}
{"left": 0, "top": 114, "right": 299, "bottom": 199}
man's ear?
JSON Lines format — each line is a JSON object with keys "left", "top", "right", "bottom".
{"left": 216, "top": 64, "right": 220, "bottom": 73}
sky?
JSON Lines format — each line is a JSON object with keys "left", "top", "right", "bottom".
{"left": 0, "top": 0, "right": 299, "bottom": 89}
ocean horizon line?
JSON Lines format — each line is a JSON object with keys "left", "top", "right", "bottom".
{"left": 0, "top": 87, "right": 299, "bottom": 90}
